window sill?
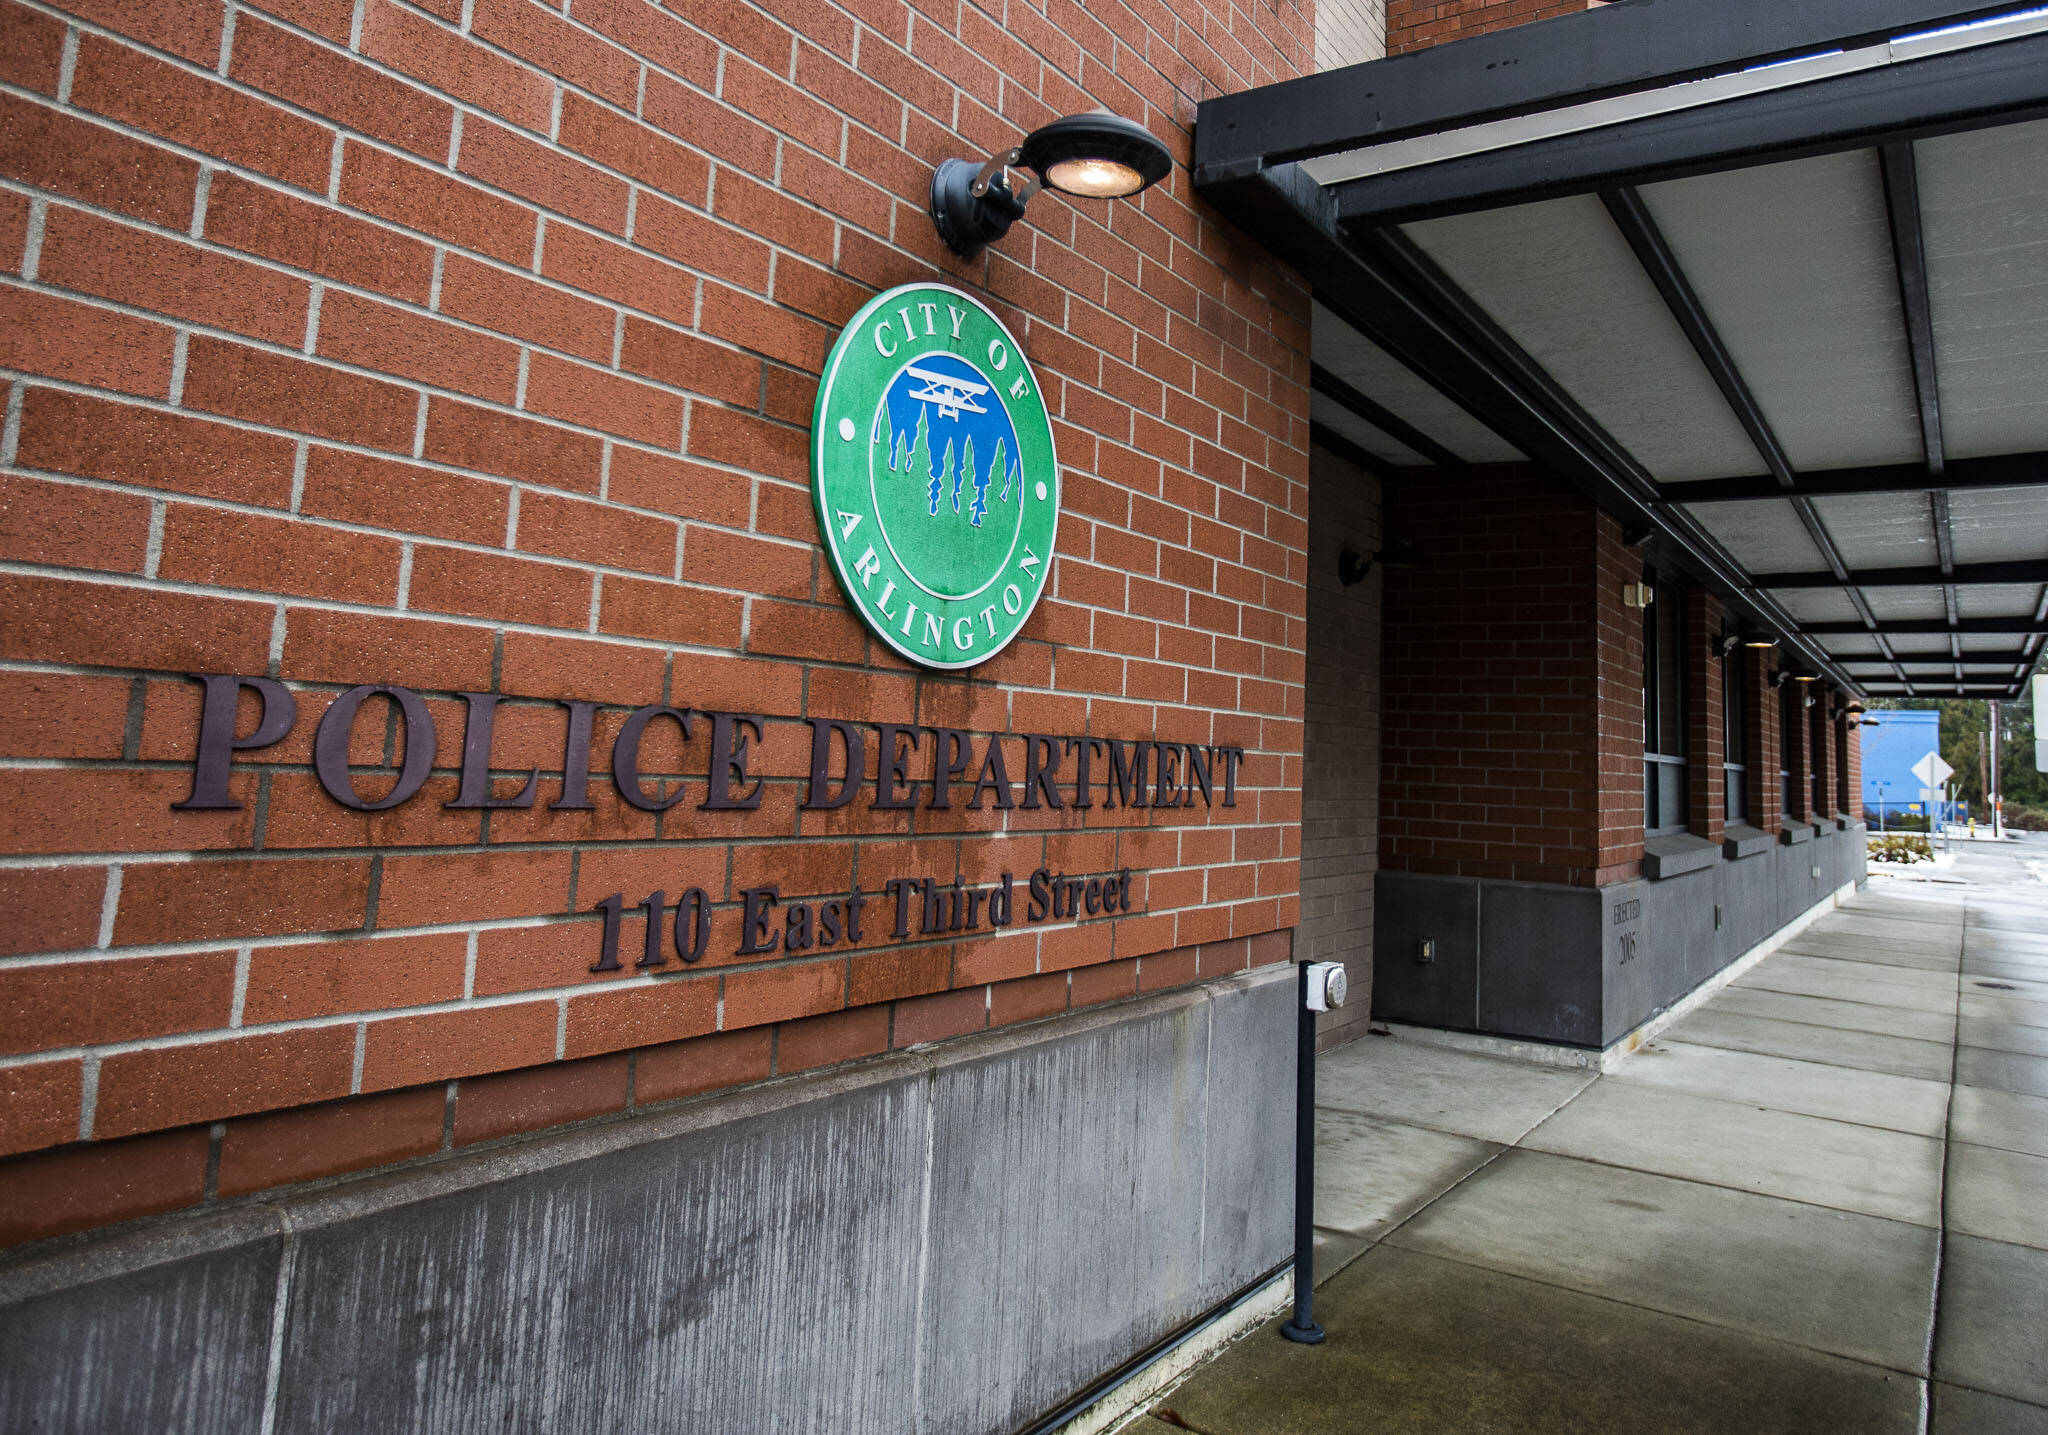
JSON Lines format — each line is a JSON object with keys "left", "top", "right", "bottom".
{"left": 1643, "top": 833, "right": 1720, "bottom": 880}
{"left": 1722, "top": 825, "right": 1775, "bottom": 860}
{"left": 1780, "top": 822, "right": 1815, "bottom": 845}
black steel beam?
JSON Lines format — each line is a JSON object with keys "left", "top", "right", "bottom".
{"left": 1754, "top": 560, "right": 2048, "bottom": 589}
{"left": 1309, "top": 364, "right": 1469, "bottom": 475}
{"left": 1328, "top": 28, "right": 2048, "bottom": 227}
{"left": 1661, "top": 452, "right": 2048, "bottom": 503}
{"left": 1192, "top": 0, "right": 2022, "bottom": 175}
{"left": 1851, "top": 650, "right": 2041, "bottom": 667}
{"left": 1307, "top": 420, "right": 1400, "bottom": 482}
{"left": 1803, "top": 618, "right": 2048, "bottom": 636}
{"left": 1880, "top": 142, "right": 1948, "bottom": 476}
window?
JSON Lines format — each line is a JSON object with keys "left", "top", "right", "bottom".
{"left": 1722, "top": 640, "right": 1747, "bottom": 825}
{"left": 1642, "top": 570, "right": 1688, "bottom": 836}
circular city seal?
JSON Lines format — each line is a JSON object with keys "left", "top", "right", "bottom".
{"left": 811, "top": 282, "right": 1059, "bottom": 670}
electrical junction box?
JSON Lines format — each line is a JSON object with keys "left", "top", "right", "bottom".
{"left": 1305, "top": 961, "right": 1348, "bottom": 1012}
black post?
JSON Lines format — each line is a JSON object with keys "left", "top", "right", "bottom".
{"left": 1281, "top": 961, "right": 1324, "bottom": 1344}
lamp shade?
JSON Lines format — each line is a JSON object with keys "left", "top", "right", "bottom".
{"left": 1019, "top": 113, "right": 1172, "bottom": 198}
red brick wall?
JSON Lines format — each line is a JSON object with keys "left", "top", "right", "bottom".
{"left": 1842, "top": 706, "right": 1863, "bottom": 821}
{"left": 1742, "top": 646, "right": 1780, "bottom": 835}
{"left": 1385, "top": 0, "right": 1597, "bottom": 55}
{"left": 1379, "top": 464, "right": 1640, "bottom": 887}
{"left": 0, "top": 0, "right": 1313, "bottom": 1246}
{"left": 1684, "top": 589, "right": 1725, "bottom": 844}
{"left": 1783, "top": 681, "right": 1813, "bottom": 823}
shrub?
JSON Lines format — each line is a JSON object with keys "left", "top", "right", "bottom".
{"left": 1868, "top": 833, "right": 1932, "bottom": 863}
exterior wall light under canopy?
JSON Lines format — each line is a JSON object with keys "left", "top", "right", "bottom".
{"left": 1743, "top": 637, "right": 1778, "bottom": 649}
{"left": 930, "top": 112, "right": 1173, "bottom": 259}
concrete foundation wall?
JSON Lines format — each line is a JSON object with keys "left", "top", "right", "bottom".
{"left": 1301, "top": 445, "right": 1383, "bottom": 1047}
{"left": 0, "top": 968, "right": 1295, "bottom": 1435}
{"left": 1373, "top": 825, "right": 1868, "bottom": 1047}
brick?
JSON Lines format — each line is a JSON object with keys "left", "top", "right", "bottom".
{"left": 158, "top": 503, "right": 402, "bottom": 604}
{"left": 459, "top": 115, "right": 629, "bottom": 233}
{"left": 0, "top": 92, "right": 197, "bottom": 228}
{"left": 0, "top": 2, "right": 65, "bottom": 93}
{"left": 556, "top": 92, "right": 709, "bottom": 203}
{"left": 281, "top": 606, "right": 495, "bottom": 690}
{"left": 846, "top": 943, "right": 950, "bottom": 1004}
{"left": 359, "top": 999, "right": 557, "bottom": 1089}
{"left": 499, "top": 630, "right": 664, "bottom": 702}
{"left": 516, "top": 489, "right": 678, "bottom": 575}
{"left": 523, "top": 353, "right": 683, "bottom": 448}
{"left": 722, "top": 957, "right": 844, "bottom": 1029}
{"left": 230, "top": 16, "right": 452, "bottom": 161}
{"left": 339, "top": 141, "right": 536, "bottom": 267}
{"left": 376, "top": 849, "right": 574, "bottom": 929}
{"left": 0, "top": 866, "right": 107, "bottom": 957}
{"left": 469, "top": 0, "right": 640, "bottom": 108}
{"left": 0, "top": 472, "right": 151, "bottom": 575}
{"left": 618, "top": 318, "right": 759, "bottom": 406}
{"left": 242, "top": 932, "right": 469, "bottom": 1022}
{"left": 407, "top": 544, "right": 592, "bottom": 629}
{"left": 0, "top": 672, "right": 129, "bottom": 762}
{"left": 990, "top": 970, "right": 1066, "bottom": 1026}
{"left": 634, "top": 1025, "right": 772, "bottom": 1103}
{"left": 1138, "top": 944, "right": 1199, "bottom": 990}
{"left": 1070, "top": 956, "right": 1138, "bottom": 1007}
{"left": 0, "top": 1058, "right": 82, "bottom": 1156}
{"left": 215, "top": 1085, "right": 445, "bottom": 1197}
{"left": 113, "top": 856, "right": 370, "bottom": 946}
{"left": 473, "top": 917, "right": 640, "bottom": 997}
{"left": 890, "top": 985, "right": 986, "bottom": 1047}
{"left": 181, "top": 337, "right": 419, "bottom": 452}
{"left": 70, "top": 34, "right": 331, "bottom": 193}
{"left": 94, "top": 1023, "right": 357, "bottom": 1137}
{"left": 597, "top": 575, "right": 746, "bottom": 648}
{"left": 423, "top": 395, "right": 605, "bottom": 491}
{"left": 562, "top": 975, "right": 717, "bottom": 1057}
{"left": 41, "top": 204, "right": 308, "bottom": 348}
{"left": 0, "top": 572, "right": 273, "bottom": 673}
{"left": 641, "top": 68, "right": 775, "bottom": 176}
{"left": 0, "top": 1128, "right": 209, "bottom": 1247}
{"left": 453, "top": 1053, "right": 628, "bottom": 1144}
{"left": 315, "top": 289, "right": 522, "bottom": 405}
{"left": 205, "top": 171, "right": 436, "bottom": 305}
{"left": 299, "top": 446, "right": 511, "bottom": 546}
{"left": 0, "top": 768, "right": 257, "bottom": 854}
{"left": 360, "top": 0, "right": 553, "bottom": 132}
{"left": 684, "top": 526, "right": 811, "bottom": 599}
{"left": 775, "top": 1004, "right": 886, "bottom": 1072}
{"left": 436, "top": 253, "right": 615, "bottom": 364}
{"left": 0, "top": 285, "right": 174, "bottom": 398}
{"left": 251, "top": 0, "right": 356, "bottom": 44}
{"left": 263, "top": 771, "right": 482, "bottom": 850}
{"left": 539, "top": 224, "right": 696, "bottom": 328}
{"left": 51, "top": 0, "right": 224, "bottom": 65}
{"left": 632, "top": 191, "right": 771, "bottom": 291}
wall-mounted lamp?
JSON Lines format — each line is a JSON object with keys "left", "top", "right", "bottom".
{"left": 1719, "top": 633, "right": 1742, "bottom": 656}
{"left": 1337, "top": 538, "right": 1427, "bottom": 586}
{"left": 1621, "top": 581, "right": 1654, "bottom": 608}
{"left": 1743, "top": 637, "right": 1778, "bottom": 650}
{"left": 1773, "top": 669, "right": 1793, "bottom": 689}
{"left": 930, "top": 112, "right": 1173, "bottom": 259}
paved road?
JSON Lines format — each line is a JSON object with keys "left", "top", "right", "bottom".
{"left": 1141, "top": 839, "right": 2048, "bottom": 1434}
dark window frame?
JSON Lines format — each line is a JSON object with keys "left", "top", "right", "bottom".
{"left": 1641, "top": 569, "right": 1689, "bottom": 838}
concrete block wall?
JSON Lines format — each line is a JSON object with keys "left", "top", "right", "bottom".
{"left": 0, "top": 966, "right": 1296, "bottom": 1435}
{"left": 1301, "top": 442, "right": 1381, "bottom": 1045}
{"left": 0, "top": 0, "right": 1317, "bottom": 1249}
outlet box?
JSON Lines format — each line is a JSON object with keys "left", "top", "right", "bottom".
{"left": 1417, "top": 937, "right": 1435, "bottom": 965}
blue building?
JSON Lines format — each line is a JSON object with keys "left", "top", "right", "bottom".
{"left": 1862, "top": 710, "right": 1948, "bottom": 826}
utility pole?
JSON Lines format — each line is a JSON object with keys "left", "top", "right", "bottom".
{"left": 1990, "top": 700, "right": 2002, "bottom": 839}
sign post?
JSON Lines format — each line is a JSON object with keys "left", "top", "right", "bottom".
{"left": 1912, "top": 752, "right": 1954, "bottom": 844}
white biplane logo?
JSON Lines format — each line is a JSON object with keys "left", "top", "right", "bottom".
{"left": 903, "top": 364, "right": 989, "bottom": 421}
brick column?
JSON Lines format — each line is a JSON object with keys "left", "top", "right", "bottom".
{"left": 1592, "top": 512, "right": 1645, "bottom": 880}
{"left": 1783, "top": 680, "right": 1813, "bottom": 824}
{"left": 1843, "top": 710, "right": 1864, "bottom": 821}
{"left": 1743, "top": 648, "right": 1780, "bottom": 834}
{"left": 1685, "top": 591, "right": 1725, "bottom": 842}
{"left": 1811, "top": 691, "right": 1835, "bottom": 821}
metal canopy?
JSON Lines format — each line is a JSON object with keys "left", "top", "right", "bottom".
{"left": 1194, "top": 0, "right": 2048, "bottom": 700}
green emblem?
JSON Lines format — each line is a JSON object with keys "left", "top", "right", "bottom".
{"left": 812, "top": 282, "right": 1059, "bottom": 670}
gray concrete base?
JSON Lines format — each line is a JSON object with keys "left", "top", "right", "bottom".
{"left": 0, "top": 966, "right": 1295, "bottom": 1435}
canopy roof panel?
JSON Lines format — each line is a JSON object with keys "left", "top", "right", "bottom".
{"left": 1195, "top": 0, "right": 2048, "bottom": 699}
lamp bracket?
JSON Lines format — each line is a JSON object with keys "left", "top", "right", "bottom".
{"left": 969, "top": 148, "right": 1033, "bottom": 200}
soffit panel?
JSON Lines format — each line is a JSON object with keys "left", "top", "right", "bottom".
{"left": 1861, "top": 586, "right": 1949, "bottom": 621}
{"left": 1820, "top": 633, "right": 1885, "bottom": 656}
{"left": 1917, "top": 117, "right": 2048, "bottom": 460}
{"left": 1946, "top": 486, "right": 2048, "bottom": 566}
{"left": 1961, "top": 631, "right": 2038, "bottom": 652}
{"left": 1309, "top": 392, "right": 1430, "bottom": 466}
{"left": 1955, "top": 583, "right": 2048, "bottom": 619}
{"left": 1772, "top": 589, "right": 1861, "bottom": 624}
{"left": 1883, "top": 633, "right": 1954, "bottom": 655}
{"left": 1400, "top": 195, "right": 1766, "bottom": 483}
{"left": 1684, "top": 498, "right": 1828, "bottom": 573}
{"left": 1312, "top": 303, "right": 1526, "bottom": 464}
{"left": 1808, "top": 491, "right": 1937, "bottom": 570}
{"left": 1639, "top": 150, "right": 1925, "bottom": 473}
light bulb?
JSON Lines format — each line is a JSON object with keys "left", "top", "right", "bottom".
{"left": 1043, "top": 157, "right": 1146, "bottom": 198}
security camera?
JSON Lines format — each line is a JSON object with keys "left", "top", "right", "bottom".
{"left": 1304, "top": 961, "right": 1348, "bottom": 1012}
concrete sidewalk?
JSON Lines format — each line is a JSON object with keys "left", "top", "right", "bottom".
{"left": 1140, "top": 840, "right": 2048, "bottom": 1434}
